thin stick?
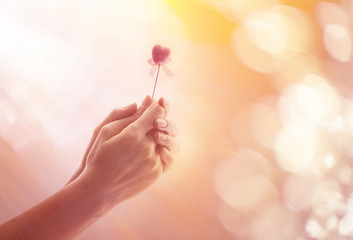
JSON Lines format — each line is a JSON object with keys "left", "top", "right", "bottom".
{"left": 152, "top": 64, "right": 160, "bottom": 99}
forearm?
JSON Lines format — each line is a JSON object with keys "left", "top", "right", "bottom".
{"left": 0, "top": 98, "right": 176, "bottom": 240}
{"left": 0, "top": 174, "right": 108, "bottom": 240}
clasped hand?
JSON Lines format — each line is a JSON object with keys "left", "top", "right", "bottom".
{"left": 66, "top": 95, "right": 179, "bottom": 207}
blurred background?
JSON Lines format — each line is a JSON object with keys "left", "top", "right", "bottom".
{"left": 1, "top": 0, "right": 353, "bottom": 239}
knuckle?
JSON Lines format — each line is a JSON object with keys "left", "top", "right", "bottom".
{"left": 121, "top": 128, "right": 138, "bottom": 144}
{"left": 164, "top": 161, "right": 173, "bottom": 172}
{"left": 99, "top": 125, "right": 111, "bottom": 138}
{"left": 134, "top": 108, "right": 144, "bottom": 118}
{"left": 153, "top": 131, "right": 159, "bottom": 142}
{"left": 164, "top": 135, "right": 173, "bottom": 146}
{"left": 161, "top": 147, "right": 173, "bottom": 161}
{"left": 150, "top": 163, "right": 163, "bottom": 177}
{"left": 128, "top": 124, "right": 140, "bottom": 134}
{"left": 155, "top": 104, "right": 165, "bottom": 117}
{"left": 161, "top": 137, "right": 170, "bottom": 148}
{"left": 144, "top": 144, "right": 155, "bottom": 159}
{"left": 93, "top": 126, "right": 101, "bottom": 136}
{"left": 126, "top": 127, "right": 150, "bottom": 148}
{"left": 130, "top": 126, "right": 144, "bottom": 142}
{"left": 140, "top": 157, "right": 160, "bottom": 178}
{"left": 163, "top": 120, "right": 179, "bottom": 136}
{"left": 110, "top": 108, "right": 120, "bottom": 118}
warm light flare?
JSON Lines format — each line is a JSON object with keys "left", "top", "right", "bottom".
{"left": 2, "top": 0, "right": 353, "bottom": 239}
{"left": 250, "top": 202, "right": 301, "bottom": 240}
{"left": 244, "top": 10, "right": 287, "bottom": 54}
{"left": 275, "top": 129, "right": 320, "bottom": 172}
{"left": 311, "top": 178, "right": 343, "bottom": 217}
{"left": 283, "top": 173, "right": 320, "bottom": 210}
{"left": 231, "top": 25, "right": 279, "bottom": 73}
{"left": 202, "top": 0, "right": 280, "bottom": 22}
{"left": 339, "top": 213, "right": 353, "bottom": 237}
{"left": 250, "top": 97, "right": 281, "bottom": 149}
{"left": 315, "top": 2, "right": 349, "bottom": 28}
{"left": 213, "top": 149, "right": 276, "bottom": 212}
{"left": 323, "top": 24, "right": 352, "bottom": 62}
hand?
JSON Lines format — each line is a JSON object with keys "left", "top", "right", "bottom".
{"left": 153, "top": 116, "right": 180, "bottom": 171}
{"left": 66, "top": 96, "right": 179, "bottom": 185}
{"left": 78, "top": 100, "right": 177, "bottom": 207}
{"left": 0, "top": 96, "right": 179, "bottom": 240}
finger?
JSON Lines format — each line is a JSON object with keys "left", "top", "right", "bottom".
{"left": 66, "top": 97, "right": 152, "bottom": 186}
{"left": 85, "top": 102, "right": 137, "bottom": 151}
{"left": 98, "top": 96, "right": 153, "bottom": 140}
{"left": 131, "top": 102, "right": 165, "bottom": 134}
{"left": 101, "top": 94, "right": 151, "bottom": 129}
{"left": 135, "top": 95, "right": 153, "bottom": 118}
{"left": 89, "top": 102, "right": 137, "bottom": 142}
{"left": 69, "top": 102, "right": 138, "bottom": 185}
{"left": 154, "top": 119, "right": 180, "bottom": 137}
{"left": 154, "top": 132, "right": 179, "bottom": 154}
{"left": 158, "top": 97, "right": 169, "bottom": 118}
{"left": 100, "top": 103, "right": 138, "bottom": 127}
{"left": 158, "top": 146, "right": 174, "bottom": 172}
{"left": 114, "top": 95, "right": 153, "bottom": 131}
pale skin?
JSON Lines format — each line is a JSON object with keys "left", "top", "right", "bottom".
{"left": 0, "top": 95, "right": 179, "bottom": 240}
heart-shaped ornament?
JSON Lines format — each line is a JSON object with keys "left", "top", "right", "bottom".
{"left": 152, "top": 44, "right": 170, "bottom": 64}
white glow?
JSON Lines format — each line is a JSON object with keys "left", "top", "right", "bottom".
{"left": 241, "top": 5, "right": 311, "bottom": 61}
{"left": 202, "top": 0, "right": 280, "bottom": 22}
{"left": 323, "top": 154, "right": 336, "bottom": 169}
{"left": 339, "top": 213, "right": 353, "bottom": 236}
{"left": 346, "top": 193, "right": 353, "bottom": 213}
{"left": 275, "top": 129, "right": 319, "bottom": 173}
{"left": 272, "top": 54, "right": 322, "bottom": 91}
{"left": 312, "top": 179, "right": 343, "bottom": 217}
{"left": 324, "top": 24, "right": 352, "bottom": 62}
{"left": 251, "top": 203, "right": 301, "bottom": 240}
{"left": 213, "top": 149, "right": 276, "bottom": 211}
{"left": 278, "top": 84, "right": 316, "bottom": 136}
{"left": 305, "top": 218, "right": 327, "bottom": 239}
{"left": 0, "top": 1, "right": 189, "bottom": 239}
{"left": 283, "top": 173, "right": 319, "bottom": 210}
{"left": 278, "top": 77, "right": 340, "bottom": 138}
{"left": 244, "top": 10, "right": 287, "bottom": 54}
{"left": 326, "top": 215, "right": 338, "bottom": 232}
{"left": 338, "top": 165, "right": 352, "bottom": 185}
{"left": 231, "top": 26, "right": 279, "bottom": 73}
{"left": 6, "top": 116, "right": 15, "bottom": 125}
{"left": 342, "top": 99, "right": 353, "bottom": 139}
{"left": 325, "top": 116, "right": 345, "bottom": 132}
{"left": 250, "top": 98, "right": 281, "bottom": 149}
{"left": 300, "top": 74, "right": 340, "bottom": 122}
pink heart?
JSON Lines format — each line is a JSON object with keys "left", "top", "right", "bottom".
{"left": 152, "top": 44, "right": 170, "bottom": 64}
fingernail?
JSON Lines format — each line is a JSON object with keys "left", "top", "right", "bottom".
{"left": 162, "top": 98, "right": 169, "bottom": 106}
{"left": 159, "top": 98, "right": 169, "bottom": 115}
{"left": 158, "top": 105, "right": 165, "bottom": 117}
{"left": 156, "top": 119, "right": 167, "bottom": 128}
{"left": 142, "top": 95, "right": 152, "bottom": 107}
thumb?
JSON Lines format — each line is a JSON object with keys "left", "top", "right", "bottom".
{"left": 132, "top": 101, "right": 165, "bottom": 134}
{"left": 97, "top": 95, "right": 153, "bottom": 140}
{"left": 108, "top": 95, "right": 153, "bottom": 134}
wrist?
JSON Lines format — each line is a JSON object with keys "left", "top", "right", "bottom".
{"left": 75, "top": 170, "right": 124, "bottom": 214}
